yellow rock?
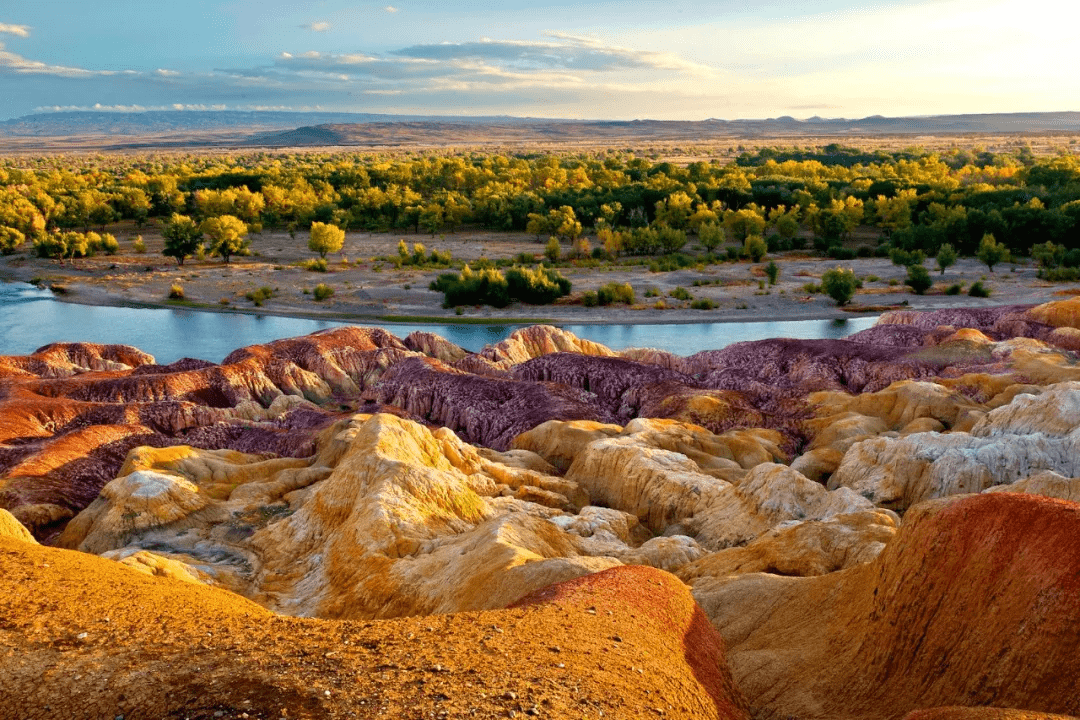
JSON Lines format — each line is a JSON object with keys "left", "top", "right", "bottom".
{"left": 0, "top": 508, "right": 36, "bottom": 544}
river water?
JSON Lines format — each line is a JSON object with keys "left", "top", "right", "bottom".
{"left": 0, "top": 282, "right": 879, "bottom": 364}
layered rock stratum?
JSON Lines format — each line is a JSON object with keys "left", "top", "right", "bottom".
{"left": 4, "top": 299, "right": 1080, "bottom": 718}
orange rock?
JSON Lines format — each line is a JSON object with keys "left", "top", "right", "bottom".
{"left": 698, "top": 493, "right": 1080, "bottom": 719}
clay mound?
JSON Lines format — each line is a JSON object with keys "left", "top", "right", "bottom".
{"left": 512, "top": 565, "right": 750, "bottom": 719}
{"left": 0, "top": 537, "right": 747, "bottom": 720}
{"left": 696, "top": 492, "right": 1080, "bottom": 720}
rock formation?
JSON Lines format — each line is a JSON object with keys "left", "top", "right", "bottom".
{"left": 5, "top": 301, "right": 1080, "bottom": 718}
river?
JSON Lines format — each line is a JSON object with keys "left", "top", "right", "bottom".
{"left": 0, "top": 282, "right": 879, "bottom": 364}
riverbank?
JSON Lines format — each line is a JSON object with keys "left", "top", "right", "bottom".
{"left": 0, "top": 226, "right": 1070, "bottom": 327}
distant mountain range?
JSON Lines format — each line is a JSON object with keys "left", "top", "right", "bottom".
{"left": 1, "top": 110, "right": 1078, "bottom": 149}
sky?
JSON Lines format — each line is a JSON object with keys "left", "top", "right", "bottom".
{"left": 1, "top": 0, "right": 1077, "bottom": 121}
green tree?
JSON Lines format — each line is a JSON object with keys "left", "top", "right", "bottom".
{"left": 308, "top": 222, "right": 345, "bottom": 258}
{"left": 976, "top": 233, "right": 1009, "bottom": 272}
{"left": 161, "top": 213, "right": 203, "bottom": 266}
{"left": 905, "top": 264, "right": 933, "bottom": 295}
{"left": 821, "top": 267, "right": 858, "bottom": 306}
{"left": 723, "top": 207, "right": 767, "bottom": 242}
{"left": 699, "top": 222, "right": 726, "bottom": 253}
{"left": 200, "top": 215, "right": 249, "bottom": 264}
{"left": 935, "top": 243, "right": 957, "bottom": 275}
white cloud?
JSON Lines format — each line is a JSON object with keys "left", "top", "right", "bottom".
{"left": 303, "top": 21, "right": 331, "bottom": 32}
{"left": 0, "top": 41, "right": 112, "bottom": 77}
{"left": 156, "top": 68, "right": 181, "bottom": 77}
{"left": 0, "top": 22, "right": 30, "bottom": 38}
{"left": 384, "top": 6, "right": 399, "bottom": 13}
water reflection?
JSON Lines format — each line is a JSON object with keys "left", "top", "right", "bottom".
{"left": 0, "top": 282, "right": 878, "bottom": 364}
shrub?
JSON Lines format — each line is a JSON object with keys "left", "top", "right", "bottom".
{"left": 1032, "top": 241, "right": 1064, "bottom": 270}
{"left": 313, "top": 283, "right": 335, "bottom": 301}
{"left": 690, "top": 298, "right": 718, "bottom": 310}
{"left": 968, "top": 280, "right": 991, "bottom": 298}
{"left": 668, "top": 286, "right": 692, "bottom": 301}
{"left": 744, "top": 235, "right": 767, "bottom": 262}
{"left": 764, "top": 260, "right": 780, "bottom": 285}
{"left": 167, "top": 283, "right": 185, "bottom": 300}
{"left": 1041, "top": 267, "right": 1080, "bottom": 282}
{"left": 905, "top": 264, "right": 933, "bottom": 295}
{"left": 725, "top": 246, "right": 740, "bottom": 262}
{"left": 827, "top": 246, "right": 857, "bottom": 260}
{"left": 505, "top": 265, "right": 572, "bottom": 304}
{"left": 821, "top": 267, "right": 858, "bottom": 306}
{"left": 304, "top": 258, "right": 328, "bottom": 272}
{"left": 132, "top": 235, "right": 147, "bottom": 254}
{"left": 945, "top": 283, "right": 963, "bottom": 295}
{"left": 597, "top": 282, "right": 635, "bottom": 305}
{"left": 890, "top": 248, "right": 926, "bottom": 267}
{"left": 801, "top": 282, "right": 822, "bottom": 294}
{"left": 644, "top": 288, "right": 660, "bottom": 298}
{"left": 245, "top": 286, "right": 275, "bottom": 306}
{"left": 544, "top": 237, "right": 561, "bottom": 263}
{"left": 434, "top": 264, "right": 571, "bottom": 307}
{"left": 582, "top": 291, "right": 599, "bottom": 307}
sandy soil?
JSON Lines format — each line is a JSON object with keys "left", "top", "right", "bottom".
{"left": 0, "top": 222, "right": 1070, "bottom": 327}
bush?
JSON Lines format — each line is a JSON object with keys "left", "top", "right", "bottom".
{"left": 245, "top": 286, "right": 275, "bottom": 306}
{"left": 690, "top": 298, "right": 718, "bottom": 310}
{"left": 132, "top": 235, "right": 147, "bottom": 254}
{"left": 434, "top": 264, "right": 571, "bottom": 307}
{"left": 827, "top": 246, "right": 857, "bottom": 260}
{"left": 744, "top": 235, "right": 767, "bottom": 262}
{"left": 801, "top": 282, "right": 822, "bottom": 294}
{"left": 668, "top": 286, "right": 692, "bottom": 301}
{"left": 1039, "top": 267, "right": 1080, "bottom": 282}
{"left": 0, "top": 226, "right": 25, "bottom": 255}
{"left": 313, "top": 283, "right": 335, "bottom": 301}
{"left": 582, "top": 291, "right": 599, "bottom": 307}
{"left": 905, "top": 264, "right": 933, "bottom": 295}
{"left": 890, "top": 248, "right": 926, "bottom": 267}
{"left": 821, "top": 267, "right": 858, "bottom": 306}
{"left": 968, "top": 281, "right": 991, "bottom": 298}
{"left": 304, "top": 258, "right": 328, "bottom": 272}
{"left": 597, "top": 282, "right": 635, "bottom": 305}
{"left": 505, "top": 265, "right": 572, "bottom": 304}
{"left": 945, "top": 283, "right": 963, "bottom": 295}
{"left": 167, "top": 283, "right": 185, "bottom": 300}
{"left": 544, "top": 237, "right": 561, "bottom": 263}
{"left": 764, "top": 260, "right": 780, "bottom": 285}
{"left": 725, "top": 246, "right": 740, "bottom": 262}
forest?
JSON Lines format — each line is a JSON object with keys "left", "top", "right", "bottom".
{"left": 1, "top": 144, "right": 1079, "bottom": 266}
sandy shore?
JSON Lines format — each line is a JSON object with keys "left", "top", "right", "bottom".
{"left": 0, "top": 225, "right": 1070, "bottom": 327}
